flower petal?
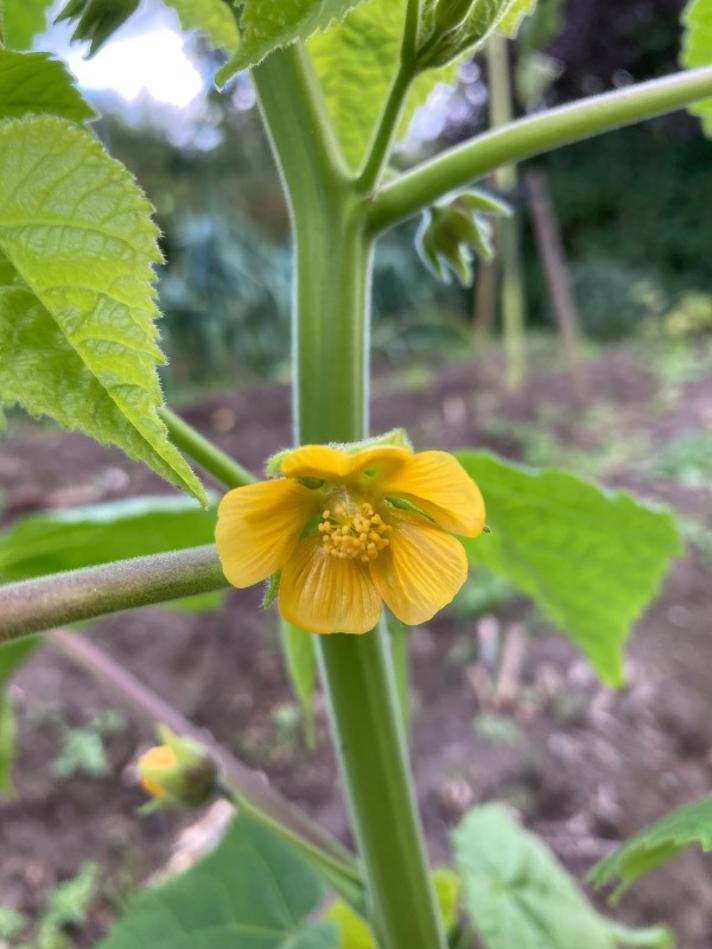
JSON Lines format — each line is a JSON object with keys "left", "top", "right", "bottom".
{"left": 370, "top": 510, "right": 468, "bottom": 626}
{"left": 281, "top": 444, "right": 412, "bottom": 484}
{"left": 216, "top": 479, "right": 320, "bottom": 588}
{"left": 279, "top": 536, "right": 382, "bottom": 634}
{"left": 380, "top": 451, "right": 485, "bottom": 536}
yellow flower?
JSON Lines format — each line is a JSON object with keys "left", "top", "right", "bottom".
{"left": 215, "top": 443, "right": 485, "bottom": 634}
{"left": 137, "top": 744, "right": 178, "bottom": 799}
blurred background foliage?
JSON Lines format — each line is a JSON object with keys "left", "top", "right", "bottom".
{"left": 83, "top": 0, "right": 712, "bottom": 394}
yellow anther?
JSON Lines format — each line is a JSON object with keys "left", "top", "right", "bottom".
{"left": 320, "top": 498, "right": 391, "bottom": 562}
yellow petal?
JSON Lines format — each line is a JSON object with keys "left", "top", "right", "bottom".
{"left": 279, "top": 536, "right": 382, "bottom": 634}
{"left": 370, "top": 510, "right": 468, "bottom": 626}
{"left": 215, "top": 479, "right": 320, "bottom": 588}
{"left": 281, "top": 444, "right": 412, "bottom": 484}
{"left": 380, "top": 451, "right": 485, "bottom": 537}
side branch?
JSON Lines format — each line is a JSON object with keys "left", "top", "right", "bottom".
{"left": 160, "top": 407, "right": 256, "bottom": 489}
{"left": 368, "top": 67, "right": 712, "bottom": 233}
{"left": 0, "top": 546, "right": 228, "bottom": 643}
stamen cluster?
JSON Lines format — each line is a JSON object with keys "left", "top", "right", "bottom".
{"left": 319, "top": 499, "right": 392, "bottom": 562}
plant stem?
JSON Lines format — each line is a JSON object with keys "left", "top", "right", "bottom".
{"left": 256, "top": 44, "right": 446, "bottom": 949}
{"left": 160, "top": 407, "right": 256, "bottom": 488}
{"left": 0, "top": 546, "right": 227, "bottom": 642}
{"left": 358, "top": 65, "right": 416, "bottom": 192}
{"left": 368, "top": 66, "right": 712, "bottom": 233}
{"left": 486, "top": 34, "right": 527, "bottom": 391}
{"left": 51, "top": 629, "right": 364, "bottom": 908}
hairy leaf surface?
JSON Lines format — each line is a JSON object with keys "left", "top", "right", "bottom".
{"left": 216, "top": 0, "right": 369, "bottom": 86}
{"left": 100, "top": 814, "right": 338, "bottom": 948}
{"left": 456, "top": 452, "right": 681, "bottom": 685}
{"left": 455, "top": 804, "right": 671, "bottom": 949}
{"left": 682, "top": 0, "right": 712, "bottom": 136}
{"left": 0, "top": 116, "right": 205, "bottom": 503}
{"left": 164, "top": 0, "right": 239, "bottom": 52}
{"left": 0, "top": 50, "right": 95, "bottom": 122}
{"left": 590, "top": 797, "right": 712, "bottom": 899}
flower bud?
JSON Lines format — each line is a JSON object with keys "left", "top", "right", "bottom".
{"left": 434, "top": 0, "right": 474, "bottom": 32}
{"left": 416, "top": 190, "right": 510, "bottom": 286}
{"left": 136, "top": 726, "right": 217, "bottom": 808}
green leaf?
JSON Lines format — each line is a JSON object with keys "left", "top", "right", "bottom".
{"left": 590, "top": 796, "right": 712, "bottom": 901}
{"left": 163, "top": 0, "right": 239, "bottom": 52}
{"left": 681, "top": 0, "right": 712, "bottom": 136}
{"left": 454, "top": 804, "right": 672, "bottom": 949}
{"left": 216, "top": 0, "right": 370, "bottom": 87}
{"left": 0, "top": 494, "right": 221, "bottom": 610}
{"left": 37, "top": 862, "right": 99, "bottom": 949}
{"left": 280, "top": 619, "right": 317, "bottom": 747}
{"left": 497, "top": 0, "right": 538, "bottom": 36}
{"left": 55, "top": 0, "right": 141, "bottom": 56}
{"left": 0, "top": 116, "right": 205, "bottom": 504}
{"left": 0, "top": 50, "right": 95, "bottom": 122}
{"left": 456, "top": 452, "right": 681, "bottom": 685}
{"left": 99, "top": 814, "right": 338, "bottom": 948}
{"left": 328, "top": 869, "right": 460, "bottom": 948}
{"left": 1, "top": 0, "right": 53, "bottom": 50}
{"left": 0, "top": 691, "right": 16, "bottom": 794}
{"left": 309, "top": 0, "right": 460, "bottom": 170}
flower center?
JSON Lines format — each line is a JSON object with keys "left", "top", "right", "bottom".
{"left": 318, "top": 498, "right": 392, "bottom": 562}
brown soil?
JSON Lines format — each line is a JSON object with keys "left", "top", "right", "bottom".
{"left": 1, "top": 343, "right": 711, "bottom": 947}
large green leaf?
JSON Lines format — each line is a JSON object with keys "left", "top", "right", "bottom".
{"left": 309, "top": 0, "right": 460, "bottom": 171}
{"left": 681, "top": 0, "right": 712, "bottom": 136}
{"left": 216, "top": 0, "right": 369, "bottom": 87}
{"left": 456, "top": 452, "right": 681, "bottom": 686}
{"left": 0, "top": 494, "right": 217, "bottom": 581}
{"left": 454, "top": 804, "right": 672, "bottom": 949}
{"left": 164, "top": 0, "right": 239, "bottom": 52}
{"left": 0, "top": 50, "right": 95, "bottom": 122}
{"left": 0, "top": 116, "right": 205, "bottom": 504}
{"left": 590, "top": 797, "right": 712, "bottom": 900}
{"left": 0, "top": 0, "right": 53, "bottom": 50}
{"left": 99, "top": 814, "right": 338, "bottom": 948}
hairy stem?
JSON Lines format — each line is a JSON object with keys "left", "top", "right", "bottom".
{"left": 0, "top": 546, "right": 228, "bottom": 643}
{"left": 52, "top": 629, "right": 364, "bottom": 906}
{"left": 160, "top": 407, "right": 256, "bottom": 488}
{"left": 368, "top": 66, "right": 712, "bottom": 232}
{"left": 256, "top": 44, "right": 446, "bottom": 949}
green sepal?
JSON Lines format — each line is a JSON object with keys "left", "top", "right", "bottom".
{"left": 261, "top": 571, "right": 281, "bottom": 610}
{"left": 138, "top": 725, "right": 218, "bottom": 809}
{"left": 266, "top": 428, "right": 413, "bottom": 476}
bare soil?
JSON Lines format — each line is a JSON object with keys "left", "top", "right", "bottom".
{"left": 1, "top": 343, "right": 711, "bottom": 947}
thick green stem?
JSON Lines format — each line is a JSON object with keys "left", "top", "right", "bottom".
{"left": 160, "top": 407, "right": 256, "bottom": 488}
{"left": 0, "top": 546, "right": 228, "bottom": 642}
{"left": 368, "top": 66, "right": 712, "bottom": 233}
{"left": 255, "top": 46, "right": 446, "bottom": 949}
